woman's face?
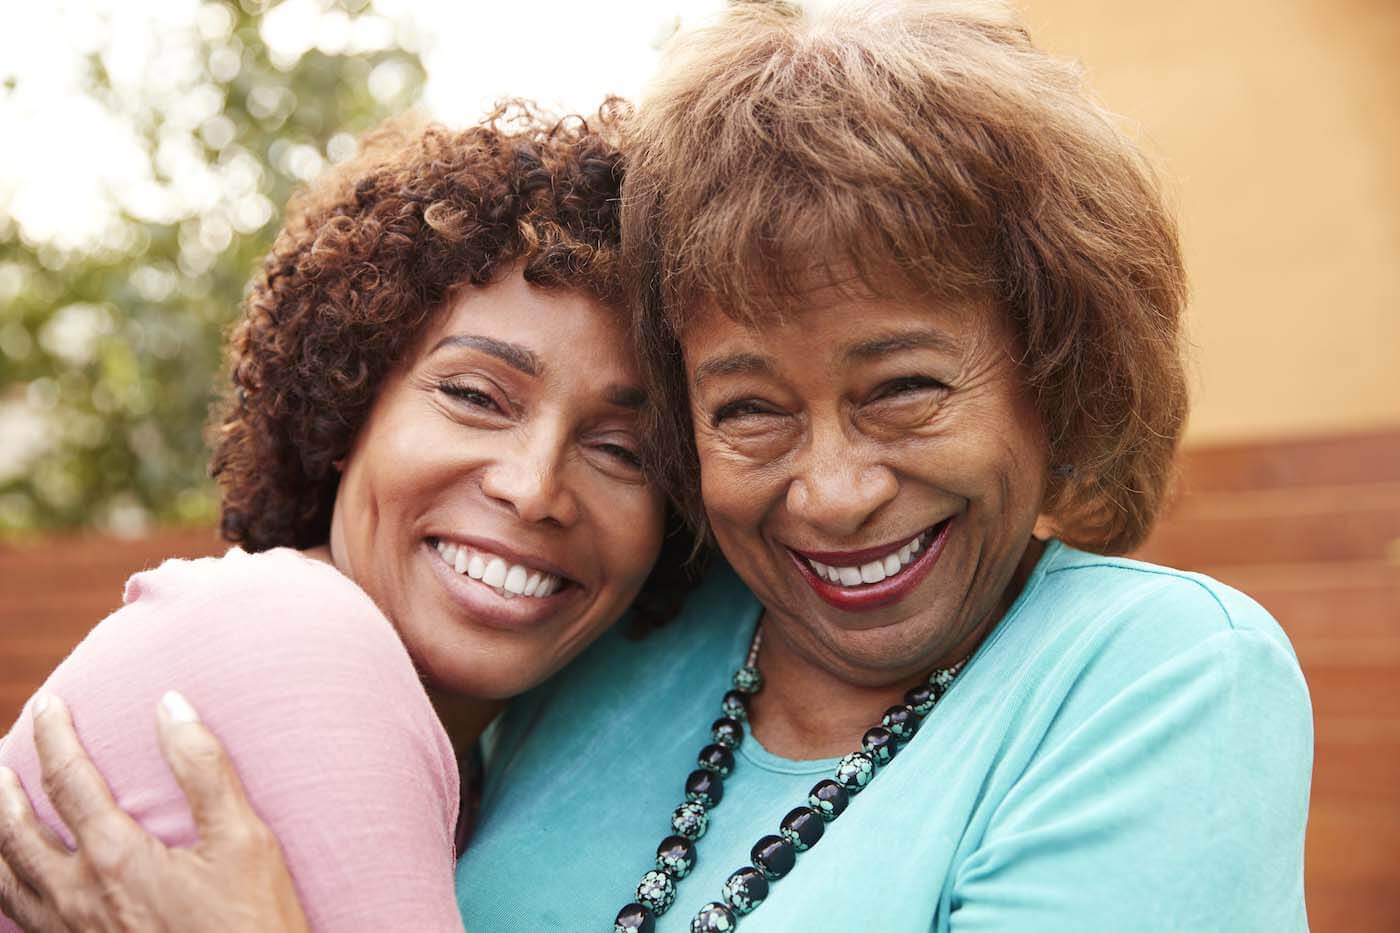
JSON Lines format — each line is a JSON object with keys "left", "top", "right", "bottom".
{"left": 683, "top": 285, "right": 1050, "bottom": 687}
{"left": 328, "top": 269, "right": 665, "bottom": 699}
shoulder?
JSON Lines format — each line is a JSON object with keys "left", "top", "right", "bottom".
{"left": 1019, "top": 542, "right": 1301, "bottom": 677}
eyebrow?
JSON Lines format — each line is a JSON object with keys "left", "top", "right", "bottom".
{"left": 430, "top": 334, "right": 541, "bottom": 376}
{"left": 605, "top": 384, "right": 646, "bottom": 411}
{"left": 844, "top": 329, "right": 962, "bottom": 363}
{"left": 691, "top": 352, "right": 775, "bottom": 388}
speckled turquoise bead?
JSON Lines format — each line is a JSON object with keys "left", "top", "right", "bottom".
{"left": 862, "top": 725, "right": 898, "bottom": 764}
{"left": 779, "top": 805, "right": 824, "bottom": 851}
{"left": 697, "top": 743, "right": 735, "bottom": 777}
{"left": 733, "top": 665, "right": 763, "bottom": 694}
{"left": 711, "top": 717, "right": 744, "bottom": 749}
{"left": 615, "top": 903, "right": 655, "bottom": 933}
{"left": 690, "top": 902, "right": 738, "bottom": 932}
{"left": 720, "top": 689, "right": 749, "bottom": 721}
{"left": 722, "top": 866, "right": 769, "bottom": 914}
{"left": 904, "top": 682, "right": 937, "bottom": 715}
{"left": 656, "top": 835, "right": 696, "bottom": 879}
{"left": 929, "top": 666, "right": 958, "bottom": 696}
{"left": 834, "top": 751, "right": 876, "bottom": 792}
{"left": 672, "top": 800, "right": 709, "bottom": 840}
{"left": 881, "top": 704, "right": 918, "bottom": 741}
{"left": 807, "top": 778, "right": 850, "bottom": 820}
{"left": 635, "top": 869, "right": 676, "bottom": 914}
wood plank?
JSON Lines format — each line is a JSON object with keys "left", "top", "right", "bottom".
{"left": 1172, "top": 428, "right": 1400, "bottom": 494}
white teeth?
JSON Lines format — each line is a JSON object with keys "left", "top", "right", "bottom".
{"left": 806, "top": 528, "right": 937, "bottom": 589}
{"left": 482, "top": 558, "right": 507, "bottom": 588}
{"left": 435, "top": 540, "right": 566, "bottom": 599}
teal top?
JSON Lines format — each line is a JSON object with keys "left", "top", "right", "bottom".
{"left": 456, "top": 541, "right": 1312, "bottom": 932}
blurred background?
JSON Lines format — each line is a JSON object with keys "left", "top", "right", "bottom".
{"left": 1, "top": 0, "right": 1396, "bottom": 928}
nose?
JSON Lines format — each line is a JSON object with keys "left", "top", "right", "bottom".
{"left": 479, "top": 427, "right": 580, "bottom": 527}
{"left": 784, "top": 424, "right": 898, "bottom": 538}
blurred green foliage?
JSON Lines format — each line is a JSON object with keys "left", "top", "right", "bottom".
{"left": 0, "top": 1, "right": 424, "bottom": 540}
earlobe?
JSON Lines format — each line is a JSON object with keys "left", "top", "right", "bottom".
{"left": 1031, "top": 514, "right": 1057, "bottom": 541}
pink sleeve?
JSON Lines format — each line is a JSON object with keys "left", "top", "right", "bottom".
{"left": 0, "top": 548, "right": 464, "bottom": 933}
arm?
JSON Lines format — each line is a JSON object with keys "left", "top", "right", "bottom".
{"left": 950, "top": 629, "right": 1312, "bottom": 932}
{"left": 0, "top": 693, "right": 307, "bottom": 933}
{"left": 0, "top": 550, "right": 465, "bottom": 933}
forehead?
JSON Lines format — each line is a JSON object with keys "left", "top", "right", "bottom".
{"left": 680, "top": 288, "right": 1001, "bottom": 376}
{"left": 421, "top": 272, "right": 636, "bottom": 376}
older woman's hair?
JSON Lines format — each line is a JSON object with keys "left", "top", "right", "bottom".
{"left": 624, "top": 0, "right": 1189, "bottom": 554}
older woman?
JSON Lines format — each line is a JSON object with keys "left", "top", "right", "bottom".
{"left": 0, "top": 2, "right": 1311, "bottom": 932}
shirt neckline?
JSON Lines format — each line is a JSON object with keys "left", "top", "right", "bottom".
{"left": 718, "top": 538, "right": 1063, "bottom": 773}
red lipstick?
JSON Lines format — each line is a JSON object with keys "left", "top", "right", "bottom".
{"left": 788, "top": 518, "right": 953, "bottom": 611}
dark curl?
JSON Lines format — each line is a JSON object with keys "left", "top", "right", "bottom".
{"left": 211, "top": 99, "right": 696, "bottom": 626}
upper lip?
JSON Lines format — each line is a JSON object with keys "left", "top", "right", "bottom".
{"left": 787, "top": 523, "right": 940, "bottom": 566}
{"left": 429, "top": 532, "right": 579, "bottom": 585}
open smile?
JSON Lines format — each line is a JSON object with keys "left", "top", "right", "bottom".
{"left": 423, "top": 535, "right": 581, "bottom": 630}
{"left": 787, "top": 518, "right": 953, "bottom": 611}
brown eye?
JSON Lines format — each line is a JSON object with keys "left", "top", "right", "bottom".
{"left": 712, "top": 399, "right": 775, "bottom": 425}
{"left": 873, "top": 376, "right": 945, "bottom": 401}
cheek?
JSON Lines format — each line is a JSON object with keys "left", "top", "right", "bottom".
{"left": 592, "top": 486, "right": 668, "bottom": 591}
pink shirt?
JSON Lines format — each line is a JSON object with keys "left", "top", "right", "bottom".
{"left": 0, "top": 547, "right": 464, "bottom": 932}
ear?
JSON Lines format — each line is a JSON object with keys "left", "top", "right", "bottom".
{"left": 1031, "top": 513, "right": 1057, "bottom": 541}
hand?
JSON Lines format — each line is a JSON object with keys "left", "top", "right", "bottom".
{"left": 0, "top": 693, "right": 310, "bottom": 933}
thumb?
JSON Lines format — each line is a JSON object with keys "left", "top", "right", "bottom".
{"left": 154, "top": 691, "right": 262, "bottom": 853}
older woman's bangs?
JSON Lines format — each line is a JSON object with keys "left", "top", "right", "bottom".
{"left": 624, "top": 0, "right": 1189, "bottom": 555}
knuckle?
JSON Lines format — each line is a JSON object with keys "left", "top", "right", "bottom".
{"left": 82, "top": 815, "right": 138, "bottom": 877}
{"left": 39, "top": 755, "right": 87, "bottom": 809}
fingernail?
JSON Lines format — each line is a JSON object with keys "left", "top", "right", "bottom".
{"left": 32, "top": 693, "right": 50, "bottom": 717}
{"left": 160, "top": 690, "right": 200, "bottom": 724}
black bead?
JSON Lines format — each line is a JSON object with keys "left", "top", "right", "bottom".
{"left": 697, "top": 743, "right": 735, "bottom": 777}
{"left": 720, "top": 689, "right": 749, "bottom": 721}
{"left": 807, "top": 778, "right": 850, "bottom": 821}
{"left": 684, "top": 769, "right": 724, "bottom": 808}
{"left": 779, "top": 805, "right": 825, "bottom": 851}
{"left": 722, "top": 866, "right": 770, "bottom": 914}
{"left": 711, "top": 716, "right": 744, "bottom": 749}
{"left": 656, "top": 835, "right": 697, "bottom": 879}
{"left": 750, "top": 833, "right": 796, "bottom": 879}
{"left": 615, "top": 902, "right": 656, "bottom": 933}
{"left": 881, "top": 703, "right": 918, "bottom": 741}
{"left": 861, "top": 725, "right": 898, "bottom": 764}
{"left": 904, "top": 682, "right": 937, "bottom": 715}
{"left": 691, "top": 901, "right": 738, "bottom": 932}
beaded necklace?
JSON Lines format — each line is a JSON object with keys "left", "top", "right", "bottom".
{"left": 613, "top": 626, "right": 967, "bottom": 933}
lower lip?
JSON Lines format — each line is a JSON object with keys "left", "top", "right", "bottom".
{"left": 423, "top": 541, "right": 578, "bottom": 631}
{"left": 789, "top": 519, "right": 953, "bottom": 612}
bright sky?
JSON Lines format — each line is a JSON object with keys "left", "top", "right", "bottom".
{"left": 0, "top": 0, "right": 728, "bottom": 250}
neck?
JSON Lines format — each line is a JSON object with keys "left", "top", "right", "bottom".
{"left": 426, "top": 684, "right": 504, "bottom": 759}
{"left": 747, "top": 536, "right": 1046, "bottom": 760}
{"left": 748, "top": 622, "right": 928, "bottom": 758}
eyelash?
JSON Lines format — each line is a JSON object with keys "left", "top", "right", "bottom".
{"left": 712, "top": 399, "right": 772, "bottom": 425}
{"left": 874, "top": 375, "right": 945, "bottom": 400}
{"left": 440, "top": 380, "right": 643, "bottom": 470}
{"left": 439, "top": 380, "right": 501, "bottom": 412}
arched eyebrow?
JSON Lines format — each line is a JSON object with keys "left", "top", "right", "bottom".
{"left": 430, "top": 334, "right": 542, "bottom": 376}
{"left": 844, "top": 329, "right": 961, "bottom": 362}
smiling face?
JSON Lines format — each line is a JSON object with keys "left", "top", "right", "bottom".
{"left": 327, "top": 269, "right": 665, "bottom": 700}
{"left": 684, "top": 285, "right": 1050, "bottom": 687}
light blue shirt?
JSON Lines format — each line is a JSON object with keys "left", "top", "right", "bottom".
{"left": 457, "top": 541, "right": 1312, "bottom": 931}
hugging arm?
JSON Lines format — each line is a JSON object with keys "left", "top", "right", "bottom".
{"left": 0, "top": 696, "right": 307, "bottom": 933}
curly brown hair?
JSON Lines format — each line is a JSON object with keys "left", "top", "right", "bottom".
{"left": 211, "top": 100, "right": 697, "bottom": 626}
{"left": 623, "top": 0, "right": 1189, "bottom": 555}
